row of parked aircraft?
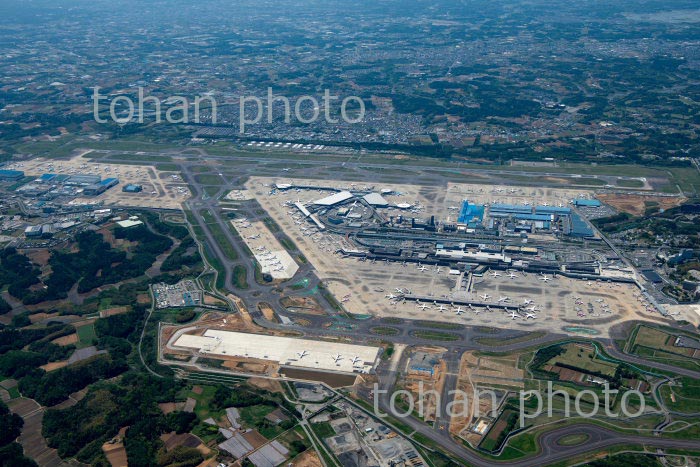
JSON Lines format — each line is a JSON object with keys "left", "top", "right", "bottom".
{"left": 385, "top": 293, "right": 538, "bottom": 320}
{"left": 490, "top": 270, "right": 552, "bottom": 282}
{"left": 295, "top": 351, "right": 363, "bottom": 366}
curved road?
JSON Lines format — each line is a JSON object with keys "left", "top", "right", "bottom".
{"left": 91, "top": 152, "right": 700, "bottom": 466}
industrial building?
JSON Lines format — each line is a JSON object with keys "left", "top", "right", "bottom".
{"left": 458, "top": 200, "right": 485, "bottom": 227}
{"left": 24, "top": 225, "right": 43, "bottom": 237}
{"left": 122, "top": 183, "right": 143, "bottom": 193}
{"left": 66, "top": 174, "right": 101, "bottom": 185}
{"left": 0, "top": 169, "right": 24, "bottom": 181}
{"left": 574, "top": 198, "right": 602, "bottom": 207}
{"left": 83, "top": 177, "right": 119, "bottom": 196}
{"left": 38, "top": 173, "right": 57, "bottom": 183}
{"left": 116, "top": 218, "right": 144, "bottom": 228}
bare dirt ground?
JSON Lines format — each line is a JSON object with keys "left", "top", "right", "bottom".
{"left": 39, "top": 361, "right": 68, "bottom": 372}
{"left": 247, "top": 377, "right": 283, "bottom": 394}
{"left": 52, "top": 333, "right": 78, "bottom": 346}
{"left": 291, "top": 450, "right": 324, "bottom": 467}
{"left": 597, "top": 193, "right": 686, "bottom": 216}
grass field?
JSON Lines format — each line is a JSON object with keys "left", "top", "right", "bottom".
{"left": 232, "top": 265, "right": 248, "bottom": 289}
{"left": 200, "top": 209, "right": 239, "bottom": 261}
{"left": 370, "top": 326, "right": 400, "bottom": 336}
{"left": 616, "top": 178, "right": 645, "bottom": 188}
{"left": 310, "top": 420, "right": 336, "bottom": 439}
{"left": 475, "top": 331, "right": 546, "bottom": 347}
{"left": 414, "top": 320, "right": 464, "bottom": 330}
{"left": 186, "top": 385, "right": 221, "bottom": 421}
{"left": 194, "top": 174, "right": 224, "bottom": 185}
{"left": 630, "top": 326, "right": 700, "bottom": 370}
{"left": 660, "top": 377, "right": 700, "bottom": 414}
{"left": 410, "top": 330, "right": 461, "bottom": 342}
{"left": 549, "top": 343, "right": 618, "bottom": 376}
{"left": 75, "top": 323, "right": 97, "bottom": 349}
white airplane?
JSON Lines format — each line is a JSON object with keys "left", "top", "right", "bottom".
{"left": 248, "top": 234, "right": 260, "bottom": 239}
{"left": 522, "top": 299, "right": 533, "bottom": 306}
{"left": 332, "top": 354, "right": 343, "bottom": 364}
{"left": 498, "top": 296, "right": 510, "bottom": 303}
{"left": 525, "top": 306, "right": 539, "bottom": 312}
{"left": 454, "top": 307, "right": 465, "bottom": 315}
{"left": 386, "top": 293, "right": 398, "bottom": 299}
{"left": 540, "top": 275, "right": 551, "bottom": 282}
{"left": 395, "top": 288, "right": 406, "bottom": 293}
{"left": 472, "top": 308, "right": 482, "bottom": 315}
{"left": 508, "top": 272, "right": 518, "bottom": 279}
{"left": 509, "top": 311, "right": 520, "bottom": 320}
{"left": 437, "top": 304, "right": 447, "bottom": 312}
{"left": 417, "top": 265, "right": 428, "bottom": 272}
{"left": 490, "top": 271, "right": 501, "bottom": 278}
{"left": 435, "top": 267, "right": 441, "bottom": 274}
{"left": 351, "top": 356, "right": 362, "bottom": 366}
{"left": 417, "top": 303, "right": 430, "bottom": 310}
{"left": 485, "top": 305, "right": 492, "bottom": 312}
{"left": 297, "top": 351, "right": 309, "bottom": 359}
{"left": 525, "top": 312, "right": 537, "bottom": 319}
{"left": 480, "top": 294, "right": 491, "bottom": 301}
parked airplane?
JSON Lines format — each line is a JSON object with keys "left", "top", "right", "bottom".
{"left": 524, "top": 312, "right": 537, "bottom": 319}
{"left": 509, "top": 311, "right": 520, "bottom": 320}
{"left": 490, "top": 271, "right": 501, "bottom": 278}
{"left": 472, "top": 308, "right": 481, "bottom": 315}
{"left": 508, "top": 272, "right": 518, "bottom": 279}
{"left": 540, "top": 275, "right": 551, "bottom": 282}
{"left": 332, "top": 355, "right": 343, "bottom": 364}
{"left": 386, "top": 293, "right": 398, "bottom": 300}
{"left": 297, "top": 351, "right": 309, "bottom": 359}
{"left": 417, "top": 265, "right": 428, "bottom": 272}
{"left": 351, "top": 356, "right": 362, "bottom": 366}
{"left": 480, "top": 294, "right": 491, "bottom": 301}
{"left": 498, "top": 296, "right": 510, "bottom": 302}
{"left": 437, "top": 305, "right": 447, "bottom": 312}
{"left": 454, "top": 307, "right": 465, "bottom": 315}
{"left": 417, "top": 303, "right": 430, "bottom": 310}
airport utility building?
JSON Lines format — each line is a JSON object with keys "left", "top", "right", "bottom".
{"left": 174, "top": 330, "right": 381, "bottom": 374}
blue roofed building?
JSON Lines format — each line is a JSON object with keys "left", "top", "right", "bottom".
{"left": 489, "top": 203, "right": 532, "bottom": 215}
{"left": 0, "top": 169, "right": 24, "bottom": 181}
{"left": 574, "top": 199, "right": 601, "bottom": 207}
{"left": 568, "top": 213, "right": 595, "bottom": 237}
{"left": 535, "top": 205, "right": 571, "bottom": 215}
{"left": 98, "top": 177, "right": 119, "bottom": 188}
{"left": 39, "top": 173, "right": 57, "bottom": 183}
{"left": 458, "top": 200, "right": 485, "bottom": 227}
